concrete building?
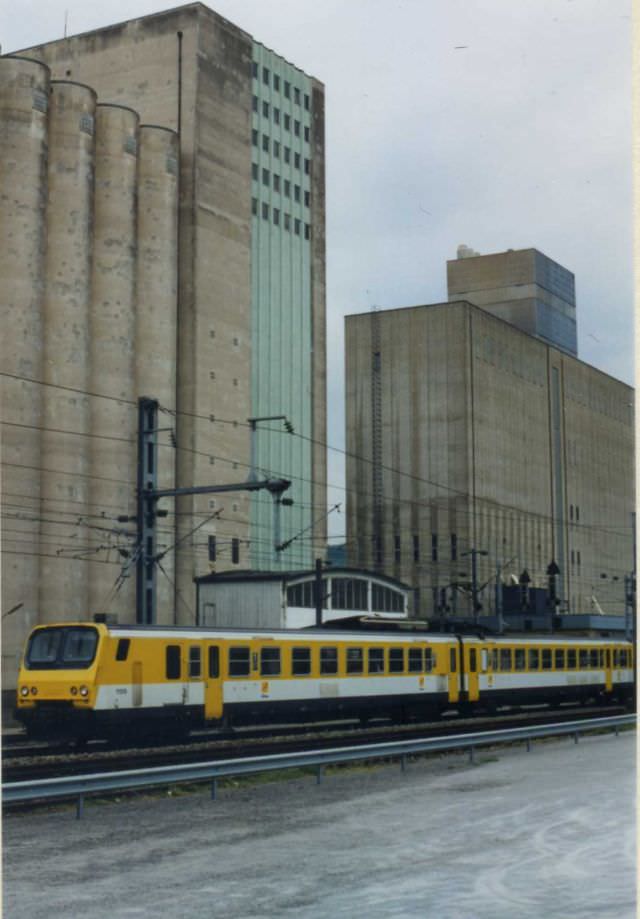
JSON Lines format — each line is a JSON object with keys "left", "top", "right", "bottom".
{"left": 0, "top": 4, "right": 326, "bottom": 695}
{"left": 345, "top": 250, "right": 634, "bottom": 622}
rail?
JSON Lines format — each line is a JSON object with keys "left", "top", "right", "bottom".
{"left": 2, "top": 714, "right": 633, "bottom": 818}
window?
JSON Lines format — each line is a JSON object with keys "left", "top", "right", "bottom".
{"left": 554, "top": 648, "right": 565, "bottom": 669}
{"left": 274, "top": 74, "right": 280, "bottom": 91}
{"left": 260, "top": 647, "right": 281, "bottom": 676}
{"left": 294, "top": 184, "right": 301, "bottom": 202}
{"left": 252, "top": 95, "right": 258, "bottom": 113}
{"left": 252, "top": 61, "right": 258, "bottom": 79}
{"left": 408, "top": 648, "right": 422, "bottom": 673}
{"left": 514, "top": 648, "right": 525, "bottom": 671}
{"left": 294, "top": 119, "right": 300, "bottom": 136}
{"left": 262, "top": 202, "right": 269, "bottom": 220}
{"left": 294, "top": 87, "right": 300, "bottom": 104}
{"left": 262, "top": 134, "right": 269, "bottom": 152}
{"left": 304, "top": 190, "right": 310, "bottom": 207}
{"left": 541, "top": 649, "right": 552, "bottom": 670}
{"left": 499, "top": 649, "right": 512, "bottom": 671}
{"left": 284, "top": 113, "right": 291, "bottom": 131}
{"left": 304, "top": 92, "right": 310, "bottom": 110}
{"left": 115, "top": 639, "right": 130, "bottom": 661}
{"left": 469, "top": 648, "right": 478, "bottom": 673}
{"left": 304, "top": 125, "right": 310, "bottom": 143}
{"left": 528, "top": 649, "right": 539, "bottom": 670}
{"left": 273, "top": 208, "right": 280, "bottom": 226}
{"left": 424, "top": 648, "right": 436, "bottom": 672}
{"left": 346, "top": 647, "right": 363, "bottom": 674}
{"left": 589, "top": 649, "right": 599, "bottom": 668}
{"left": 208, "top": 646, "right": 219, "bottom": 678}
{"left": 368, "top": 647, "right": 385, "bottom": 673}
{"left": 273, "top": 174, "right": 280, "bottom": 192}
{"left": 284, "top": 146, "right": 291, "bottom": 164}
{"left": 252, "top": 129, "right": 258, "bottom": 146}
{"left": 451, "top": 534, "right": 457, "bottom": 561}
{"left": 304, "top": 224, "right": 310, "bottom": 240}
{"left": 262, "top": 101, "right": 269, "bottom": 118}
{"left": 579, "top": 650, "right": 589, "bottom": 668}
{"left": 576, "top": 506, "right": 580, "bottom": 521}
{"left": 292, "top": 646, "right": 311, "bottom": 675}
{"left": 284, "top": 179, "right": 291, "bottom": 198}
{"left": 166, "top": 645, "right": 181, "bottom": 680}
{"left": 320, "top": 647, "right": 338, "bottom": 675}
{"left": 294, "top": 152, "right": 301, "bottom": 169}
{"left": 189, "top": 646, "right": 201, "bottom": 678}
{"left": 252, "top": 163, "right": 258, "bottom": 180}
{"left": 304, "top": 158, "right": 310, "bottom": 174}
{"left": 273, "top": 107, "right": 280, "bottom": 125}
{"left": 567, "top": 648, "right": 577, "bottom": 669}
{"left": 262, "top": 66, "right": 269, "bottom": 85}
{"left": 284, "top": 213, "right": 291, "bottom": 231}
{"left": 331, "top": 578, "right": 368, "bottom": 611}
{"left": 273, "top": 140, "right": 280, "bottom": 157}
{"left": 262, "top": 168, "right": 269, "bottom": 186}
{"left": 431, "top": 533, "right": 438, "bottom": 562}
{"left": 229, "top": 646, "right": 250, "bottom": 677}
{"left": 389, "top": 648, "right": 404, "bottom": 673}
{"left": 284, "top": 80, "right": 291, "bottom": 98}
{"left": 294, "top": 218, "right": 301, "bottom": 235}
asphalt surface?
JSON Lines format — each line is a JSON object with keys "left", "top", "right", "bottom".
{"left": 3, "top": 731, "right": 635, "bottom": 918}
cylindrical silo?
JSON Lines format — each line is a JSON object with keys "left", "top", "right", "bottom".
{"left": 0, "top": 56, "right": 50, "bottom": 694}
{"left": 89, "top": 103, "right": 139, "bottom": 618}
{"left": 39, "top": 80, "right": 96, "bottom": 622}
{"left": 136, "top": 125, "right": 179, "bottom": 625}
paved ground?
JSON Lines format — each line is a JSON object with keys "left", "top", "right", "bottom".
{"left": 3, "top": 731, "right": 636, "bottom": 918}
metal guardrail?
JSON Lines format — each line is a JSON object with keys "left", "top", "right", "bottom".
{"left": 2, "top": 715, "right": 634, "bottom": 818}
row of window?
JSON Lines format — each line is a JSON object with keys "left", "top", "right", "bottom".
{"left": 252, "top": 131, "right": 311, "bottom": 174}
{"left": 252, "top": 200, "right": 310, "bottom": 237}
{"left": 252, "top": 165, "right": 310, "bottom": 206}
{"left": 252, "top": 62, "right": 310, "bottom": 110}
{"left": 285, "top": 578, "right": 404, "bottom": 613}
{"left": 380, "top": 533, "right": 459, "bottom": 565}
{"left": 252, "top": 98, "right": 310, "bottom": 141}
{"left": 491, "top": 646, "right": 631, "bottom": 672}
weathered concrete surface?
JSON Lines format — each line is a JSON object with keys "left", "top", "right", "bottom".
{"left": 3, "top": 732, "right": 634, "bottom": 918}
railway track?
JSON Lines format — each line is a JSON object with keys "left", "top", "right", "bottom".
{"left": 2, "top": 705, "right": 627, "bottom": 783}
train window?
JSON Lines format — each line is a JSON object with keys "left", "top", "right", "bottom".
{"left": 346, "top": 647, "right": 364, "bottom": 674}
{"left": 621, "top": 649, "right": 628, "bottom": 667}
{"left": 528, "top": 649, "right": 539, "bottom": 670}
{"left": 408, "top": 648, "right": 422, "bottom": 673}
{"left": 450, "top": 648, "right": 457, "bottom": 672}
{"left": 554, "top": 649, "right": 565, "bottom": 669}
{"left": 613, "top": 649, "right": 619, "bottom": 668}
{"left": 491, "top": 649, "right": 499, "bottom": 671}
{"left": 389, "top": 648, "right": 404, "bottom": 673}
{"left": 481, "top": 650, "right": 489, "bottom": 671}
{"left": 589, "top": 649, "right": 599, "bottom": 668}
{"left": 208, "top": 646, "right": 219, "bottom": 678}
{"left": 260, "top": 647, "right": 281, "bottom": 676}
{"left": 189, "top": 646, "right": 201, "bottom": 678}
{"left": 368, "top": 647, "right": 385, "bottom": 673}
{"left": 567, "top": 649, "right": 577, "bottom": 669}
{"left": 292, "top": 647, "right": 311, "bottom": 675}
{"left": 115, "top": 638, "right": 130, "bottom": 661}
{"left": 499, "top": 649, "right": 511, "bottom": 671}
{"left": 541, "top": 650, "right": 552, "bottom": 670}
{"left": 514, "top": 649, "right": 525, "bottom": 671}
{"left": 320, "top": 647, "right": 338, "bottom": 675}
{"left": 166, "top": 645, "right": 181, "bottom": 680}
{"left": 599, "top": 649, "right": 605, "bottom": 667}
{"left": 229, "top": 646, "right": 250, "bottom": 677}
{"left": 579, "top": 650, "right": 589, "bottom": 668}
{"left": 424, "top": 648, "right": 435, "bottom": 673}
{"left": 469, "top": 648, "right": 477, "bottom": 673}
{"left": 605, "top": 649, "right": 611, "bottom": 668}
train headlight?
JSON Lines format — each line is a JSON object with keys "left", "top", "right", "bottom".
{"left": 30, "top": 687, "right": 38, "bottom": 696}
{"left": 79, "top": 685, "right": 89, "bottom": 698}
{"left": 70, "top": 686, "right": 78, "bottom": 696}
{"left": 20, "top": 686, "right": 29, "bottom": 697}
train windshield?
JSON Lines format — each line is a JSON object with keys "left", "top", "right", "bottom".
{"left": 25, "top": 627, "right": 99, "bottom": 670}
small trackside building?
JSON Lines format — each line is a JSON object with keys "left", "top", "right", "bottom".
{"left": 195, "top": 568, "right": 412, "bottom": 630}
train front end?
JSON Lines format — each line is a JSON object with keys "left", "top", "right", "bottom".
{"left": 16, "top": 623, "right": 106, "bottom": 741}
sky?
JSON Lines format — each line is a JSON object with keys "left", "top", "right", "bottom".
{"left": 2, "top": 0, "right": 633, "bottom": 539}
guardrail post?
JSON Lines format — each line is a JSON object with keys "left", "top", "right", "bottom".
{"left": 400, "top": 754, "right": 407, "bottom": 773}
{"left": 76, "top": 795, "right": 84, "bottom": 820}
{"left": 526, "top": 738, "right": 531, "bottom": 753}
{"left": 211, "top": 779, "right": 217, "bottom": 801}
{"left": 469, "top": 746, "right": 475, "bottom": 765}
{"left": 316, "top": 765, "right": 323, "bottom": 785}
{"left": 614, "top": 725, "right": 619, "bottom": 738}
{"left": 574, "top": 732, "right": 579, "bottom": 745}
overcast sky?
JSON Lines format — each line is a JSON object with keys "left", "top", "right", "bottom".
{"left": 2, "top": 0, "right": 633, "bottom": 539}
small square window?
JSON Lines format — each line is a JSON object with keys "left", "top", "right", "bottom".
{"left": 304, "top": 125, "right": 310, "bottom": 142}
{"left": 209, "top": 329, "right": 216, "bottom": 338}
{"left": 294, "top": 87, "right": 300, "bottom": 104}
{"left": 284, "top": 147, "right": 291, "bottom": 164}
{"left": 262, "top": 202, "right": 269, "bottom": 220}
{"left": 262, "top": 101, "right": 269, "bottom": 118}
{"left": 294, "top": 152, "right": 300, "bottom": 169}
{"left": 284, "top": 113, "right": 291, "bottom": 131}
{"left": 251, "top": 163, "right": 258, "bottom": 180}
{"left": 252, "top": 129, "right": 258, "bottom": 146}
{"left": 294, "top": 218, "right": 300, "bottom": 235}
{"left": 284, "top": 179, "right": 291, "bottom": 197}
{"left": 273, "top": 140, "right": 280, "bottom": 157}
{"left": 262, "top": 168, "right": 269, "bottom": 186}
{"left": 233, "top": 336, "right": 239, "bottom": 346}
{"left": 209, "top": 456, "right": 215, "bottom": 465}
{"left": 252, "top": 96, "right": 258, "bottom": 113}
{"left": 304, "top": 190, "right": 310, "bottom": 207}
{"left": 294, "top": 120, "right": 300, "bottom": 137}
{"left": 262, "top": 66, "right": 269, "bottom": 85}
{"left": 209, "top": 499, "right": 217, "bottom": 510}
{"left": 273, "top": 208, "right": 280, "bottom": 226}
{"left": 304, "top": 223, "right": 310, "bottom": 240}
{"left": 304, "top": 93, "right": 310, "bottom": 110}
{"left": 294, "top": 184, "right": 301, "bottom": 202}
{"left": 209, "top": 370, "right": 216, "bottom": 380}
{"left": 284, "top": 213, "right": 291, "bottom": 231}
{"left": 274, "top": 74, "right": 280, "bottom": 92}
{"left": 273, "top": 174, "right": 280, "bottom": 192}
{"left": 262, "top": 134, "right": 269, "bottom": 152}
{"left": 251, "top": 198, "right": 258, "bottom": 216}
{"left": 233, "top": 378, "right": 238, "bottom": 387}
{"left": 252, "top": 61, "right": 258, "bottom": 79}
{"left": 284, "top": 80, "right": 291, "bottom": 98}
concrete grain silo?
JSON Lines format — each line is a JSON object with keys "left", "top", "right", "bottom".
{"left": 0, "top": 56, "right": 50, "bottom": 691}
{"left": 136, "top": 124, "right": 179, "bottom": 624}
{"left": 89, "top": 103, "right": 139, "bottom": 616}
{"left": 40, "top": 80, "right": 96, "bottom": 621}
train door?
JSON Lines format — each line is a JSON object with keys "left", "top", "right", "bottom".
{"left": 185, "top": 642, "right": 204, "bottom": 708}
{"left": 466, "top": 644, "right": 479, "bottom": 702}
{"left": 448, "top": 644, "right": 459, "bottom": 704}
{"left": 604, "top": 647, "right": 612, "bottom": 694}
{"left": 204, "top": 644, "right": 223, "bottom": 721}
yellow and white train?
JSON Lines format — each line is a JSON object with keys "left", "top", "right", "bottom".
{"left": 16, "top": 621, "right": 634, "bottom": 741}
